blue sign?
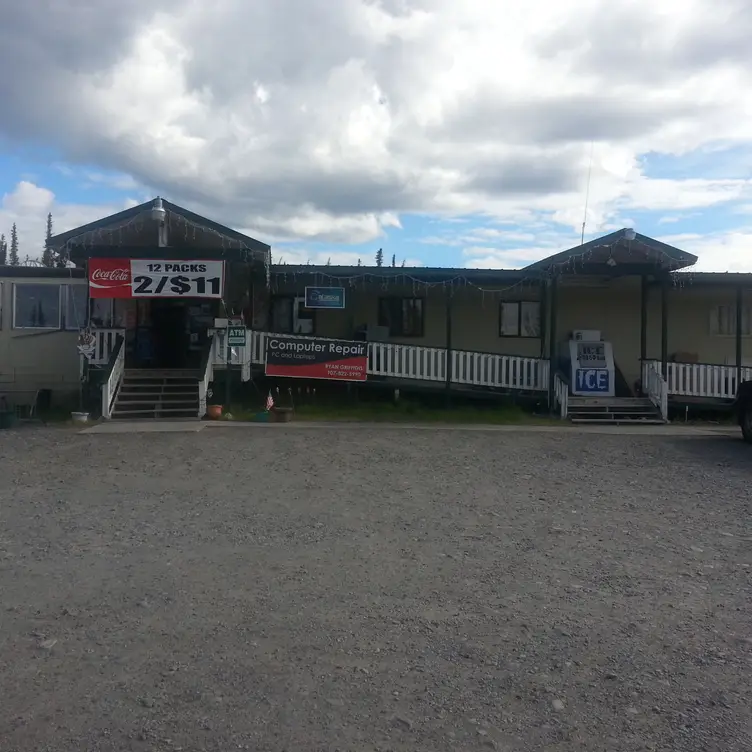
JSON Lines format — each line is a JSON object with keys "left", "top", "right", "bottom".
{"left": 576, "top": 368, "right": 610, "bottom": 393}
{"left": 305, "top": 286, "right": 345, "bottom": 309}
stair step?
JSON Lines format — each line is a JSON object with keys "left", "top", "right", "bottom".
{"left": 112, "top": 407, "right": 199, "bottom": 417}
{"left": 118, "top": 390, "right": 198, "bottom": 397}
{"left": 115, "top": 399, "right": 199, "bottom": 406}
{"left": 570, "top": 418, "right": 666, "bottom": 425}
{"left": 122, "top": 378, "right": 198, "bottom": 385}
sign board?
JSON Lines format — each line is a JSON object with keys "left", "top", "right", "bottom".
{"left": 569, "top": 338, "right": 615, "bottom": 397}
{"left": 575, "top": 368, "right": 610, "bottom": 393}
{"left": 265, "top": 336, "right": 367, "bottom": 381}
{"left": 76, "top": 328, "right": 97, "bottom": 359}
{"left": 304, "top": 287, "right": 345, "bottom": 309}
{"left": 89, "top": 258, "right": 224, "bottom": 299}
{"left": 576, "top": 342, "right": 606, "bottom": 369}
{"left": 228, "top": 325, "right": 246, "bottom": 346}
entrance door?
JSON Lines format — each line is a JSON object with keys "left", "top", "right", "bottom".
{"left": 151, "top": 300, "right": 188, "bottom": 368}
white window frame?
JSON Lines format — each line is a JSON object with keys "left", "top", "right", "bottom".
{"left": 12, "top": 283, "right": 62, "bottom": 330}
{"left": 709, "top": 304, "right": 752, "bottom": 337}
{"left": 500, "top": 300, "right": 541, "bottom": 338}
{"left": 63, "top": 284, "right": 89, "bottom": 331}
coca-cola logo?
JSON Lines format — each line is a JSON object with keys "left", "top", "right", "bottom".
{"left": 90, "top": 266, "right": 130, "bottom": 285}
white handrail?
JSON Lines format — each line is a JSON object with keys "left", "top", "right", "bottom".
{"left": 553, "top": 373, "right": 569, "bottom": 419}
{"left": 198, "top": 335, "right": 216, "bottom": 418}
{"left": 101, "top": 337, "right": 125, "bottom": 419}
{"left": 90, "top": 328, "right": 126, "bottom": 365}
{"left": 248, "top": 331, "right": 549, "bottom": 391}
{"left": 656, "top": 360, "right": 752, "bottom": 399}
{"left": 642, "top": 361, "right": 668, "bottom": 421}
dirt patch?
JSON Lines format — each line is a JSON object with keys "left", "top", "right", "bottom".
{"left": 0, "top": 426, "right": 750, "bottom": 751}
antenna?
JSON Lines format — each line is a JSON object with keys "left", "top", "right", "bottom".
{"left": 581, "top": 141, "right": 595, "bottom": 245}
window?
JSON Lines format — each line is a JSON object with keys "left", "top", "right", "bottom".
{"left": 270, "top": 296, "right": 315, "bottom": 335}
{"left": 710, "top": 305, "right": 752, "bottom": 336}
{"left": 500, "top": 301, "right": 540, "bottom": 337}
{"left": 378, "top": 297, "right": 424, "bottom": 337}
{"left": 64, "top": 285, "right": 88, "bottom": 330}
{"left": 13, "top": 284, "right": 62, "bottom": 329}
{"left": 90, "top": 298, "right": 114, "bottom": 328}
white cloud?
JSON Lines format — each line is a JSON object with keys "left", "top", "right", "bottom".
{"left": 0, "top": 182, "right": 133, "bottom": 261}
{"left": 0, "top": 1, "right": 751, "bottom": 261}
{"left": 659, "top": 230, "right": 752, "bottom": 272}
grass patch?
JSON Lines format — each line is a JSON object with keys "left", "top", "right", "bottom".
{"left": 228, "top": 398, "right": 556, "bottom": 425}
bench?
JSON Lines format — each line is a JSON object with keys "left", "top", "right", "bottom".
{"left": 0, "top": 390, "right": 41, "bottom": 420}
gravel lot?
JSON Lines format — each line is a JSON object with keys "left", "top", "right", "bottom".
{"left": 0, "top": 425, "right": 750, "bottom": 752}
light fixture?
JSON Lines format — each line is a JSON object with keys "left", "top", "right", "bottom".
{"left": 151, "top": 196, "right": 166, "bottom": 224}
{"left": 606, "top": 256, "right": 617, "bottom": 267}
{"left": 624, "top": 227, "right": 636, "bottom": 241}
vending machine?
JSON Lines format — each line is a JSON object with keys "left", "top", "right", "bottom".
{"left": 566, "top": 330, "right": 615, "bottom": 397}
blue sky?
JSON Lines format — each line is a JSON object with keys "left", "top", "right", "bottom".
{"left": 1, "top": 0, "right": 751, "bottom": 271}
{"left": 1, "top": 143, "right": 751, "bottom": 272}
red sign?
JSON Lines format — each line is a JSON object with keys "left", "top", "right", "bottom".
{"left": 265, "top": 336, "right": 368, "bottom": 381}
{"left": 89, "top": 259, "right": 131, "bottom": 298}
{"left": 88, "top": 258, "right": 225, "bottom": 299}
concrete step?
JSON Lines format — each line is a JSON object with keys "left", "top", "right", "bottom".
{"left": 118, "top": 388, "right": 198, "bottom": 400}
{"left": 115, "top": 398, "right": 199, "bottom": 407}
{"left": 570, "top": 417, "right": 666, "bottom": 425}
{"left": 111, "top": 407, "right": 199, "bottom": 419}
{"left": 124, "top": 369, "right": 199, "bottom": 378}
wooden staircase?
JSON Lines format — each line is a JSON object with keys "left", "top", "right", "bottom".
{"left": 567, "top": 396, "right": 665, "bottom": 424}
{"left": 111, "top": 370, "right": 200, "bottom": 420}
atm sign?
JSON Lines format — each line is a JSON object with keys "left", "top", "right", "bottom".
{"left": 576, "top": 368, "right": 610, "bottom": 393}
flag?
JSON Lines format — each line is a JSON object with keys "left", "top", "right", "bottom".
{"left": 265, "top": 391, "right": 274, "bottom": 411}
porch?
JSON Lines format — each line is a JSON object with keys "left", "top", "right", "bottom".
{"left": 89, "top": 328, "right": 744, "bottom": 419}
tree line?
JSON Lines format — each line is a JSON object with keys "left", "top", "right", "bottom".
{"left": 0, "top": 213, "right": 62, "bottom": 267}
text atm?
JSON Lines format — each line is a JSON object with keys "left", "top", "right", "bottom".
{"left": 567, "top": 330, "right": 615, "bottom": 397}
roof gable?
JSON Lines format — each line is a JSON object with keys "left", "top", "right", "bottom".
{"left": 525, "top": 228, "right": 697, "bottom": 273}
{"left": 47, "top": 198, "right": 270, "bottom": 256}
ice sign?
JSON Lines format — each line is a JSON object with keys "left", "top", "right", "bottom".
{"left": 577, "top": 342, "right": 606, "bottom": 368}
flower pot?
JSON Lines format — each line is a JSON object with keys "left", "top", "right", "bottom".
{"left": 71, "top": 411, "right": 90, "bottom": 424}
{"left": 273, "top": 407, "right": 293, "bottom": 423}
{"left": 206, "top": 404, "right": 223, "bottom": 420}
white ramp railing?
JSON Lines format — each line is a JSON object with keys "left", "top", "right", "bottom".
{"left": 198, "top": 335, "right": 216, "bottom": 418}
{"left": 659, "top": 361, "right": 752, "bottom": 400}
{"left": 101, "top": 336, "right": 125, "bottom": 419}
{"left": 642, "top": 361, "right": 668, "bottom": 421}
{"left": 248, "top": 331, "right": 548, "bottom": 391}
{"left": 553, "top": 373, "right": 569, "bottom": 419}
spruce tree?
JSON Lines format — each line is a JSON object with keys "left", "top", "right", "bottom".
{"left": 375, "top": 247, "right": 383, "bottom": 266}
{"left": 391, "top": 254, "right": 396, "bottom": 267}
{"left": 0, "top": 234, "right": 7, "bottom": 265}
{"left": 42, "top": 213, "right": 55, "bottom": 267}
{"left": 9, "top": 223, "right": 20, "bottom": 265}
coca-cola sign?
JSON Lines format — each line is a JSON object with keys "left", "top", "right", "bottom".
{"left": 89, "top": 259, "right": 132, "bottom": 298}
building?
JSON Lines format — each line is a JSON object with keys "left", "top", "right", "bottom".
{"left": 1, "top": 199, "right": 749, "bottom": 421}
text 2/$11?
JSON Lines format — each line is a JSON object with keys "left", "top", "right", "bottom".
{"left": 132, "top": 275, "right": 222, "bottom": 295}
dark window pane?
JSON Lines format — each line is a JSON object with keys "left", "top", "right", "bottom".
{"left": 14, "top": 284, "right": 61, "bottom": 329}
{"left": 66, "top": 286, "right": 88, "bottom": 329}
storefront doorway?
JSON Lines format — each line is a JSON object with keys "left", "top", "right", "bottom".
{"left": 88, "top": 298, "right": 217, "bottom": 369}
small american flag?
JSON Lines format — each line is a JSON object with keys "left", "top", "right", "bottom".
{"left": 265, "top": 391, "right": 274, "bottom": 411}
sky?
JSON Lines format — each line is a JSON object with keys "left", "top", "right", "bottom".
{"left": 1, "top": 0, "right": 751, "bottom": 271}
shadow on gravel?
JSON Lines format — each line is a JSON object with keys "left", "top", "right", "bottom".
{"left": 662, "top": 432, "right": 750, "bottom": 466}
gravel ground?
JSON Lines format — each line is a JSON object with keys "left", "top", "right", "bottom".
{"left": 0, "top": 424, "right": 750, "bottom": 752}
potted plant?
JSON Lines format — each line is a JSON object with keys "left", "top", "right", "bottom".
{"left": 206, "top": 404, "right": 223, "bottom": 420}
